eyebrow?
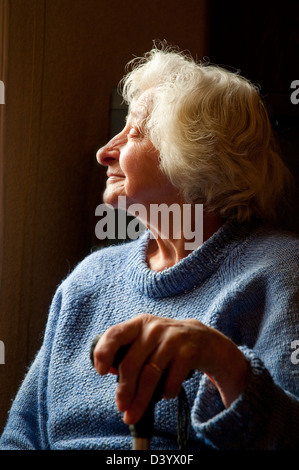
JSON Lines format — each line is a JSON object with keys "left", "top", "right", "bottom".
{"left": 127, "top": 100, "right": 150, "bottom": 119}
{"left": 126, "top": 110, "right": 143, "bottom": 122}
{"left": 128, "top": 110, "right": 139, "bottom": 119}
{"left": 125, "top": 110, "right": 148, "bottom": 130}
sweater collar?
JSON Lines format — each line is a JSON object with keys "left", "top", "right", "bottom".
{"left": 126, "top": 219, "right": 257, "bottom": 298}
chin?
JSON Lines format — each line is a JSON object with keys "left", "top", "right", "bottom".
{"left": 103, "top": 189, "right": 127, "bottom": 209}
{"left": 102, "top": 189, "right": 116, "bottom": 206}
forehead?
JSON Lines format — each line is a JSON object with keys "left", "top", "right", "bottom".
{"left": 128, "top": 89, "right": 154, "bottom": 122}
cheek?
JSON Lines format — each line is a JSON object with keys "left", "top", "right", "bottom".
{"left": 119, "top": 147, "right": 139, "bottom": 174}
{"left": 121, "top": 147, "right": 159, "bottom": 178}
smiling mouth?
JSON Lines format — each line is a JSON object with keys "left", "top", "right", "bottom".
{"left": 107, "top": 175, "right": 125, "bottom": 181}
{"left": 107, "top": 171, "right": 125, "bottom": 177}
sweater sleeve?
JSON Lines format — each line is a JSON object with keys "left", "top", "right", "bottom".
{"left": 0, "top": 288, "right": 63, "bottom": 450}
{"left": 192, "top": 244, "right": 299, "bottom": 450}
{"left": 0, "top": 349, "right": 47, "bottom": 449}
{"left": 192, "top": 348, "right": 299, "bottom": 450}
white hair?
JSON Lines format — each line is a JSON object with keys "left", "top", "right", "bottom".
{"left": 120, "top": 44, "right": 292, "bottom": 223}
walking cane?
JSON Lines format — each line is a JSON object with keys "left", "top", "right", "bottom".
{"left": 90, "top": 334, "right": 163, "bottom": 450}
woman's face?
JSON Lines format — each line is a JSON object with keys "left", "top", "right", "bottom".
{"left": 96, "top": 90, "right": 181, "bottom": 211}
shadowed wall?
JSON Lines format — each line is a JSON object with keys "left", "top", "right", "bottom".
{"left": 0, "top": 0, "right": 209, "bottom": 432}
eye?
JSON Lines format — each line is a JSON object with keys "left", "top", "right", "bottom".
{"left": 128, "top": 127, "right": 140, "bottom": 138}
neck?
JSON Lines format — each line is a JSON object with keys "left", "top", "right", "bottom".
{"left": 146, "top": 207, "right": 223, "bottom": 271}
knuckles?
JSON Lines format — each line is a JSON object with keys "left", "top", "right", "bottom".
{"left": 94, "top": 314, "right": 203, "bottom": 383}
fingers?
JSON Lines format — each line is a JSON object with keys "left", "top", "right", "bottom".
{"left": 93, "top": 314, "right": 165, "bottom": 415}
{"left": 122, "top": 360, "right": 166, "bottom": 424}
{"left": 122, "top": 356, "right": 190, "bottom": 425}
{"left": 93, "top": 315, "right": 146, "bottom": 374}
{"left": 120, "top": 333, "right": 192, "bottom": 424}
{"left": 114, "top": 330, "right": 162, "bottom": 413}
{"left": 92, "top": 314, "right": 248, "bottom": 424}
{"left": 114, "top": 315, "right": 174, "bottom": 413}
{"left": 93, "top": 314, "right": 200, "bottom": 425}
{"left": 121, "top": 349, "right": 196, "bottom": 425}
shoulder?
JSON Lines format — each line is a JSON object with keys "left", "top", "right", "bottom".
{"left": 70, "top": 239, "right": 138, "bottom": 278}
{"left": 247, "top": 224, "right": 299, "bottom": 263}
{"left": 60, "top": 235, "right": 147, "bottom": 294}
{"left": 236, "top": 224, "right": 299, "bottom": 285}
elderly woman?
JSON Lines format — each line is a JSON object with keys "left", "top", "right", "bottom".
{"left": 1, "top": 45, "right": 299, "bottom": 450}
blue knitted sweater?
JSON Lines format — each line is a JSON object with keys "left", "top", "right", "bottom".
{"left": 1, "top": 219, "right": 299, "bottom": 450}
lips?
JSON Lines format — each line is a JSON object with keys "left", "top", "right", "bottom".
{"left": 107, "top": 173, "right": 125, "bottom": 179}
{"left": 107, "top": 175, "right": 125, "bottom": 183}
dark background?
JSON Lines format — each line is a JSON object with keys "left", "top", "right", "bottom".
{"left": 209, "top": 0, "right": 299, "bottom": 233}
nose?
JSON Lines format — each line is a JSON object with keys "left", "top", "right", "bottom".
{"left": 96, "top": 143, "right": 119, "bottom": 167}
{"left": 96, "top": 131, "right": 124, "bottom": 166}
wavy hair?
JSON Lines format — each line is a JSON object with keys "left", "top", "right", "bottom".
{"left": 120, "top": 44, "right": 292, "bottom": 223}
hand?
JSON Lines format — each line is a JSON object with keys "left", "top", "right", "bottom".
{"left": 93, "top": 313, "right": 248, "bottom": 425}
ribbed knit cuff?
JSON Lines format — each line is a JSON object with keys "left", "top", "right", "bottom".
{"left": 192, "top": 347, "right": 276, "bottom": 449}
